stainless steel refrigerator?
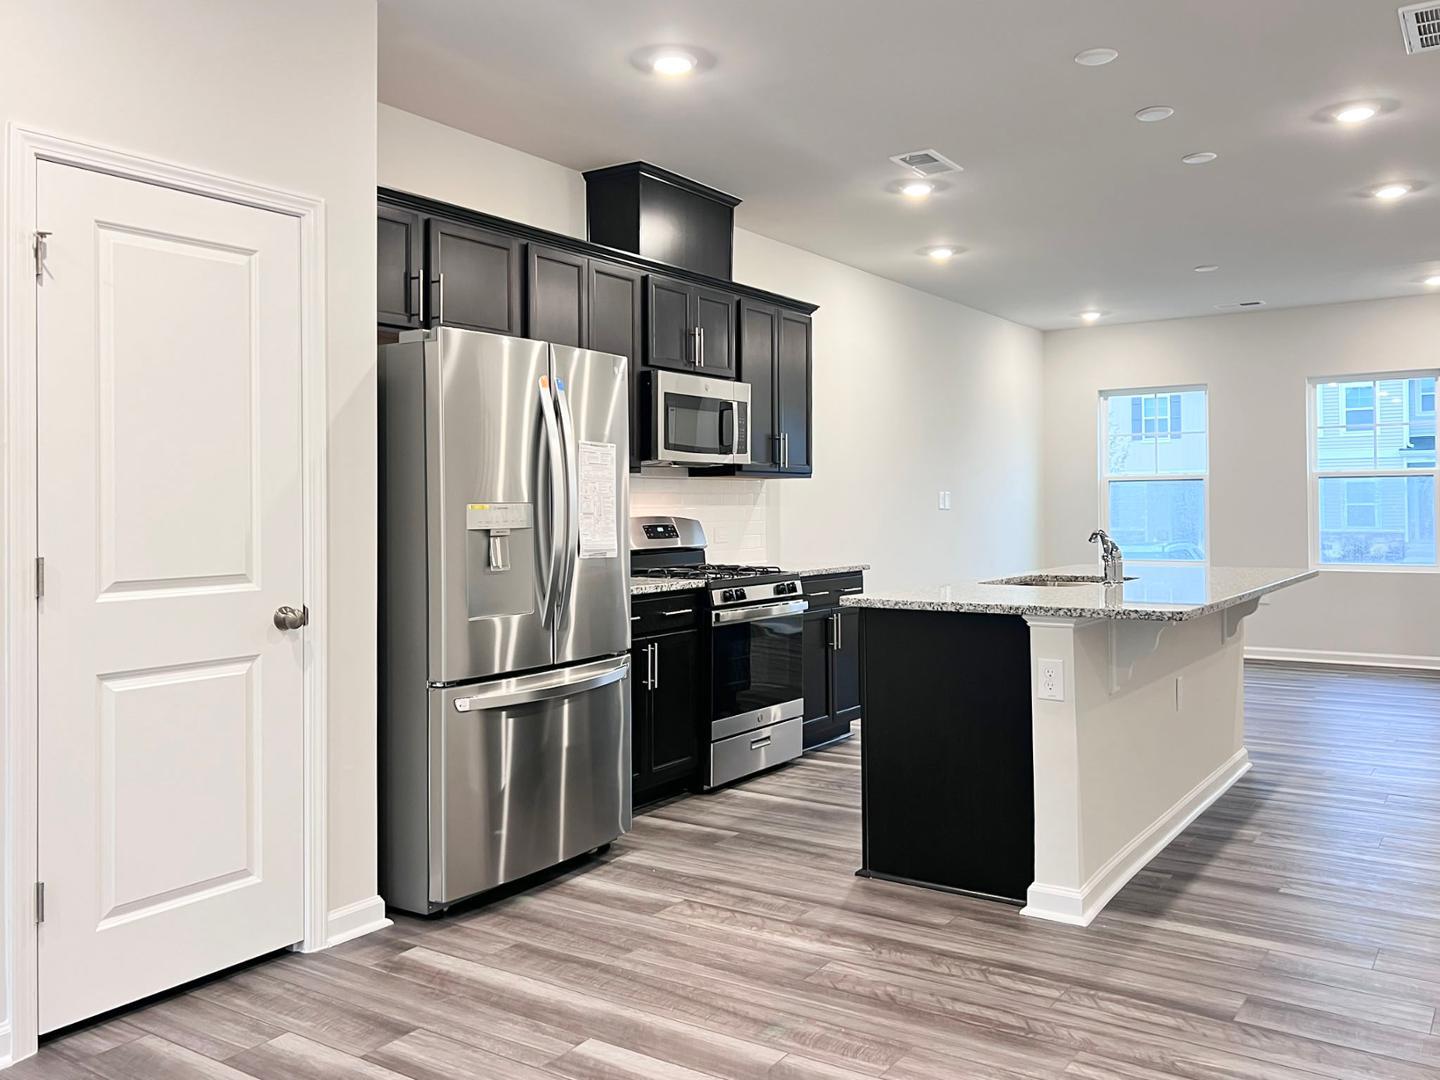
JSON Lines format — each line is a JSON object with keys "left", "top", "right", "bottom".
{"left": 379, "top": 327, "right": 631, "bottom": 914}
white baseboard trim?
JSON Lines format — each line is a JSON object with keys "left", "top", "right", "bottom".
{"left": 323, "top": 895, "right": 391, "bottom": 949}
{"left": 1021, "top": 748, "right": 1251, "bottom": 927}
{"left": 1245, "top": 646, "right": 1440, "bottom": 672}
{"left": 0, "top": 1021, "right": 11, "bottom": 1069}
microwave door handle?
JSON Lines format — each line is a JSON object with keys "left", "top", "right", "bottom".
{"left": 554, "top": 377, "right": 581, "bottom": 624}
{"left": 537, "top": 377, "right": 564, "bottom": 625}
{"left": 719, "top": 403, "right": 735, "bottom": 454}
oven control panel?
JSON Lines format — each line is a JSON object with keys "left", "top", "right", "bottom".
{"left": 710, "top": 579, "right": 805, "bottom": 607}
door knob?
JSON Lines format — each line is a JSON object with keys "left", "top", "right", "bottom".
{"left": 274, "top": 605, "right": 309, "bottom": 631}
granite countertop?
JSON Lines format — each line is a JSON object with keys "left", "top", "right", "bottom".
{"left": 840, "top": 564, "right": 1317, "bottom": 622}
{"left": 630, "top": 578, "right": 706, "bottom": 596}
{"left": 796, "top": 564, "right": 870, "bottom": 577}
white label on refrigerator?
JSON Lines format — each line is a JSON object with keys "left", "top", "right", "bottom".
{"left": 577, "top": 440, "right": 618, "bottom": 559}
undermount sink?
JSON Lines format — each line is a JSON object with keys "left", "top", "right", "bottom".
{"left": 984, "top": 574, "right": 1136, "bottom": 588}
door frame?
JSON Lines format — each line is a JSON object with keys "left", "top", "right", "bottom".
{"left": 1, "top": 125, "right": 330, "bottom": 1064}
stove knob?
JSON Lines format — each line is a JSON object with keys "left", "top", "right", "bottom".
{"left": 735, "top": 588, "right": 747, "bottom": 601}
{"left": 721, "top": 589, "right": 736, "bottom": 602}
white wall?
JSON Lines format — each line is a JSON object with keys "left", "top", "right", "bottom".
{"left": 1, "top": 1, "right": 378, "bottom": 1049}
{"left": 379, "top": 105, "right": 1046, "bottom": 587}
{"left": 1043, "top": 296, "right": 1440, "bottom": 667}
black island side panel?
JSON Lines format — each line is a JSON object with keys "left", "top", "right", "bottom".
{"left": 859, "top": 608, "right": 1034, "bottom": 902}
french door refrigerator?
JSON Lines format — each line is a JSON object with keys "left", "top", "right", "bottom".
{"left": 379, "top": 327, "right": 631, "bottom": 913}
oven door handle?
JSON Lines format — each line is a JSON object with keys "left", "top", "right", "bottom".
{"left": 711, "top": 599, "right": 809, "bottom": 625}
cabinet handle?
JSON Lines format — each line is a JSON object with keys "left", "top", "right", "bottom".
{"left": 660, "top": 608, "right": 693, "bottom": 617}
{"left": 630, "top": 615, "right": 641, "bottom": 622}
{"left": 698, "top": 326, "right": 705, "bottom": 368}
{"left": 840, "top": 587, "right": 863, "bottom": 594}
{"left": 437, "top": 272, "right": 446, "bottom": 324}
{"left": 750, "top": 735, "right": 773, "bottom": 751}
{"left": 691, "top": 327, "right": 701, "bottom": 367}
{"left": 651, "top": 641, "right": 661, "bottom": 689}
{"left": 781, "top": 432, "right": 789, "bottom": 468}
{"left": 810, "top": 591, "right": 831, "bottom": 599}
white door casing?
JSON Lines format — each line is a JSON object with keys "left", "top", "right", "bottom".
{"left": 34, "top": 160, "right": 306, "bottom": 1032}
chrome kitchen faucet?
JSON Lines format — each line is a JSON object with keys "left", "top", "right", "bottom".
{"left": 1088, "top": 529, "right": 1125, "bottom": 585}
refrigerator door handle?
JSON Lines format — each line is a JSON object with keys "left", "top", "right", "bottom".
{"left": 537, "top": 377, "right": 565, "bottom": 625}
{"left": 452, "top": 654, "right": 631, "bottom": 713}
{"left": 554, "top": 376, "right": 581, "bottom": 626}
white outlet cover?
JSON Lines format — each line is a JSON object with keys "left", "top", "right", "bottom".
{"left": 1037, "top": 658, "right": 1065, "bottom": 701}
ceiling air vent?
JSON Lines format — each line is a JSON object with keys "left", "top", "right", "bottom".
{"left": 1399, "top": 3, "right": 1440, "bottom": 53}
{"left": 889, "top": 148, "right": 964, "bottom": 177}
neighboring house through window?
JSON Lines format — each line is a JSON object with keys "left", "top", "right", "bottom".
{"left": 1310, "top": 373, "right": 1437, "bottom": 568}
{"left": 1100, "top": 387, "right": 1208, "bottom": 563}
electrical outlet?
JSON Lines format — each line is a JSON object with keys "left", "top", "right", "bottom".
{"left": 937, "top": 490, "right": 952, "bottom": 510}
{"left": 1037, "top": 658, "right": 1064, "bottom": 701}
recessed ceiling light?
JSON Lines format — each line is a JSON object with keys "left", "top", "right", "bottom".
{"left": 1372, "top": 182, "right": 1412, "bottom": 201}
{"left": 1424, "top": 274, "right": 1440, "bottom": 287}
{"left": 1135, "top": 106, "right": 1175, "bottom": 123}
{"left": 1074, "top": 47, "right": 1118, "bottom": 66}
{"left": 900, "top": 181, "right": 934, "bottom": 199}
{"left": 1078, "top": 310, "right": 1104, "bottom": 323}
{"left": 1334, "top": 103, "right": 1378, "bottom": 124}
{"left": 1181, "top": 151, "right": 1218, "bottom": 165}
{"left": 651, "top": 50, "right": 697, "bottom": 76}
{"left": 1193, "top": 265, "right": 1220, "bottom": 273}
{"left": 926, "top": 246, "right": 956, "bottom": 262}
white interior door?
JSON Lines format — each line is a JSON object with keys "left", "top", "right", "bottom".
{"left": 36, "top": 160, "right": 306, "bottom": 1032}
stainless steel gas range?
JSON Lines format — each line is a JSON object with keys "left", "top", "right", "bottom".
{"left": 630, "top": 516, "right": 807, "bottom": 788}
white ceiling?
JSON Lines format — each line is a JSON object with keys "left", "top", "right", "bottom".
{"left": 378, "top": 0, "right": 1440, "bottom": 330}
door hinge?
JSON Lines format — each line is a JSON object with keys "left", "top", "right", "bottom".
{"left": 34, "top": 230, "right": 51, "bottom": 280}
{"left": 35, "top": 881, "right": 45, "bottom": 924}
{"left": 35, "top": 556, "right": 45, "bottom": 600}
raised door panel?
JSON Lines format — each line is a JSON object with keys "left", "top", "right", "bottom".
{"left": 832, "top": 608, "right": 862, "bottom": 724}
{"left": 378, "top": 205, "right": 423, "bottom": 327}
{"left": 630, "top": 641, "right": 651, "bottom": 790}
{"left": 648, "top": 631, "right": 702, "bottom": 784}
{"left": 427, "top": 219, "right": 521, "bottom": 335}
{"left": 777, "top": 310, "right": 813, "bottom": 473}
{"left": 692, "top": 287, "right": 737, "bottom": 379}
{"left": 739, "top": 300, "right": 779, "bottom": 469}
{"left": 36, "top": 161, "right": 304, "bottom": 1032}
{"left": 588, "top": 261, "right": 644, "bottom": 468}
{"left": 802, "top": 609, "right": 833, "bottom": 726}
{"left": 646, "top": 274, "right": 692, "bottom": 371}
{"left": 526, "top": 244, "right": 587, "bottom": 347}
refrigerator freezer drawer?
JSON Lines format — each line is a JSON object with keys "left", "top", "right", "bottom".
{"left": 430, "top": 655, "right": 632, "bottom": 906}
{"left": 707, "top": 715, "right": 803, "bottom": 789}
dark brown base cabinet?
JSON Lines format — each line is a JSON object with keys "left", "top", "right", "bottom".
{"left": 802, "top": 573, "right": 864, "bottom": 749}
{"left": 377, "top": 189, "right": 815, "bottom": 475}
{"left": 630, "top": 595, "right": 706, "bottom": 805}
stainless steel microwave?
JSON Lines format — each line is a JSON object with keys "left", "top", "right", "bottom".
{"left": 641, "top": 370, "right": 751, "bottom": 466}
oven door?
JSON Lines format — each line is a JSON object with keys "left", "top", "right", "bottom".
{"left": 646, "top": 371, "right": 751, "bottom": 466}
{"left": 710, "top": 599, "right": 807, "bottom": 738}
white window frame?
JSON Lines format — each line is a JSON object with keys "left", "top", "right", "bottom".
{"left": 1097, "top": 384, "right": 1210, "bottom": 566}
{"left": 1306, "top": 370, "right": 1439, "bottom": 574}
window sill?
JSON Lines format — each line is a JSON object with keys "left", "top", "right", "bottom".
{"left": 1311, "top": 563, "right": 1439, "bottom": 575}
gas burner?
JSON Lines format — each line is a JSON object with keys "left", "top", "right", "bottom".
{"left": 634, "top": 566, "right": 709, "bottom": 580}
{"left": 694, "top": 563, "right": 783, "bottom": 580}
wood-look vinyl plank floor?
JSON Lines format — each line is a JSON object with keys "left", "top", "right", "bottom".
{"left": 23, "top": 662, "right": 1440, "bottom": 1079}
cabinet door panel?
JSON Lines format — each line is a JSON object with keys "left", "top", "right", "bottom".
{"left": 777, "top": 310, "right": 812, "bottom": 472}
{"left": 646, "top": 275, "right": 692, "bottom": 371}
{"left": 802, "top": 609, "right": 832, "bottom": 726}
{"left": 629, "top": 641, "right": 650, "bottom": 788}
{"left": 378, "top": 206, "right": 422, "bottom": 328}
{"left": 589, "top": 261, "right": 644, "bottom": 469}
{"left": 526, "top": 245, "right": 587, "bottom": 347}
{"left": 427, "top": 219, "right": 521, "bottom": 335}
{"left": 739, "top": 300, "right": 779, "bottom": 468}
{"left": 692, "top": 287, "right": 737, "bottom": 378}
{"left": 832, "top": 608, "right": 862, "bottom": 724}
{"left": 649, "top": 631, "right": 702, "bottom": 784}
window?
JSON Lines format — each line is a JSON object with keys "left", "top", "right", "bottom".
{"left": 1310, "top": 374, "right": 1437, "bottom": 569}
{"left": 1100, "top": 387, "right": 1208, "bottom": 563}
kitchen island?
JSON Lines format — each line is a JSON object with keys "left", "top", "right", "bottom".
{"left": 843, "top": 564, "right": 1316, "bottom": 925}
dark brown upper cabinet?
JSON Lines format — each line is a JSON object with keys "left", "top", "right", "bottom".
{"left": 732, "top": 301, "right": 811, "bottom": 476}
{"left": 587, "top": 260, "right": 645, "bottom": 469}
{"left": 584, "top": 162, "right": 739, "bottom": 280}
{"left": 426, "top": 219, "right": 521, "bottom": 335}
{"left": 526, "top": 244, "right": 588, "bottom": 347}
{"left": 377, "top": 204, "right": 423, "bottom": 329}
{"left": 645, "top": 274, "right": 736, "bottom": 378}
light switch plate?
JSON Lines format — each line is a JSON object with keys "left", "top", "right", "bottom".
{"left": 1037, "top": 658, "right": 1065, "bottom": 701}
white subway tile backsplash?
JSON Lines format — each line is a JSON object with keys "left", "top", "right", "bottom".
{"left": 630, "top": 476, "right": 771, "bottom": 564}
